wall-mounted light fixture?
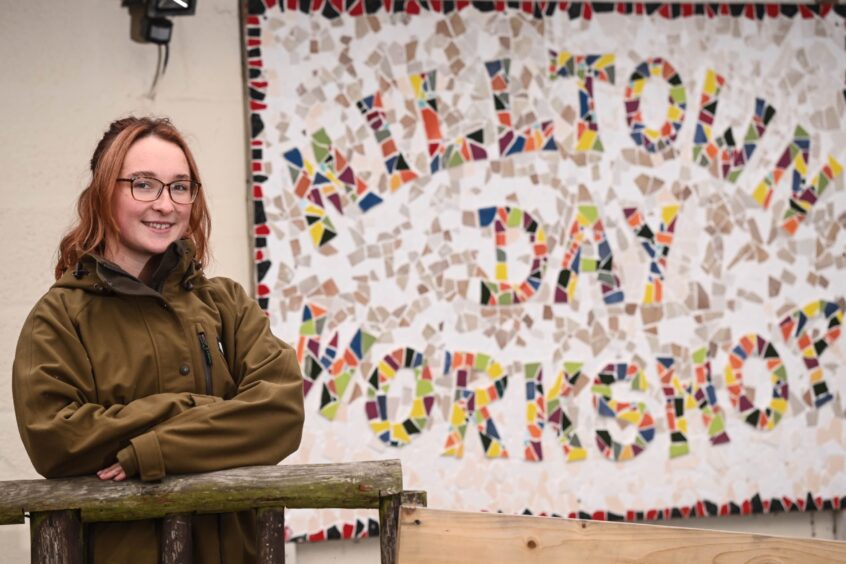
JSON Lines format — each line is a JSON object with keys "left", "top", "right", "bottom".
{"left": 122, "top": 0, "right": 199, "bottom": 94}
{"left": 122, "top": 0, "right": 198, "bottom": 46}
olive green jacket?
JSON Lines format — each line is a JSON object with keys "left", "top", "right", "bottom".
{"left": 13, "top": 240, "right": 304, "bottom": 563}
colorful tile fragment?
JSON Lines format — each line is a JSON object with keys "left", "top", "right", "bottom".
{"left": 284, "top": 129, "right": 386, "bottom": 248}
{"left": 411, "top": 70, "right": 487, "bottom": 174}
{"left": 297, "top": 303, "right": 376, "bottom": 420}
{"left": 623, "top": 204, "right": 680, "bottom": 304}
{"left": 751, "top": 126, "right": 843, "bottom": 235}
{"left": 548, "top": 51, "right": 615, "bottom": 152}
{"left": 779, "top": 300, "right": 843, "bottom": 408}
{"left": 657, "top": 349, "right": 730, "bottom": 458}
{"left": 365, "top": 347, "right": 435, "bottom": 447}
{"left": 625, "top": 58, "right": 686, "bottom": 153}
{"left": 245, "top": 14, "right": 272, "bottom": 311}
{"left": 290, "top": 517, "right": 379, "bottom": 543}
{"left": 551, "top": 491, "right": 845, "bottom": 522}
{"left": 485, "top": 58, "right": 557, "bottom": 157}
{"left": 356, "top": 92, "right": 419, "bottom": 191}
{"left": 592, "top": 363, "right": 655, "bottom": 461}
{"left": 556, "top": 205, "right": 624, "bottom": 305}
{"left": 297, "top": 303, "right": 329, "bottom": 397}
{"left": 442, "top": 352, "right": 509, "bottom": 458}
{"left": 478, "top": 207, "right": 549, "bottom": 306}
{"left": 524, "top": 362, "right": 588, "bottom": 462}
{"left": 725, "top": 334, "right": 788, "bottom": 430}
{"left": 523, "top": 362, "right": 546, "bottom": 461}
{"left": 284, "top": 146, "right": 340, "bottom": 248}
{"left": 693, "top": 70, "right": 775, "bottom": 182}
{"left": 314, "top": 128, "right": 384, "bottom": 212}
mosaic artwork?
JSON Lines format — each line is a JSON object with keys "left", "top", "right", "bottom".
{"left": 244, "top": 1, "right": 846, "bottom": 539}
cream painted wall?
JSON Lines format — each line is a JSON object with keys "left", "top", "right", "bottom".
{"left": 0, "top": 0, "right": 251, "bottom": 452}
{"left": 0, "top": 2, "right": 841, "bottom": 562}
{"left": 0, "top": 0, "right": 251, "bottom": 559}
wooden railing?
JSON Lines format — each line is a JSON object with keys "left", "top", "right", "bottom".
{"left": 0, "top": 459, "right": 425, "bottom": 564}
{"left": 9, "top": 460, "right": 842, "bottom": 564}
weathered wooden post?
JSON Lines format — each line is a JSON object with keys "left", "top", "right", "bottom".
{"left": 379, "top": 490, "right": 428, "bottom": 564}
{"left": 30, "top": 510, "right": 83, "bottom": 564}
{"left": 379, "top": 494, "right": 402, "bottom": 564}
{"left": 257, "top": 507, "right": 286, "bottom": 563}
{"left": 161, "top": 513, "right": 193, "bottom": 564}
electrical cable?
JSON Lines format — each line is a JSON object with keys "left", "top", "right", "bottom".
{"left": 147, "top": 42, "right": 172, "bottom": 99}
{"left": 148, "top": 43, "right": 165, "bottom": 98}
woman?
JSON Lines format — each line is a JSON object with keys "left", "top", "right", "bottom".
{"left": 12, "top": 117, "right": 304, "bottom": 563}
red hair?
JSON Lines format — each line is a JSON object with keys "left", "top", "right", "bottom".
{"left": 55, "top": 117, "right": 211, "bottom": 279}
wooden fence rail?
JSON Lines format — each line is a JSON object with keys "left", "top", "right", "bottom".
{"left": 0, "top": 459, "right": 425, "bottom": 564}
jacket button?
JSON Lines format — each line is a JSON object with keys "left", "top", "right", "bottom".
{"left": 179, "top": 364, "right": 190, "bottom": 376}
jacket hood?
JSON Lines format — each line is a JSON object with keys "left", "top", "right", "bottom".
{"left": 53, "top": 239, "right": 204, "bottom": 297}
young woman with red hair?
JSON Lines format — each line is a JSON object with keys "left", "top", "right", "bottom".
{"left": 13, "top": 117, "right": 304, "bottom": 563}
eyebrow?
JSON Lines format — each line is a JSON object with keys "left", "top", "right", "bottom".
{"left": 126, "top": 171, "right": 192, "bottom": 180}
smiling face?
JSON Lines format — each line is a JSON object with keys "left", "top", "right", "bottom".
{"left": 105, "top": 135, "right": 193, "bottom": 279}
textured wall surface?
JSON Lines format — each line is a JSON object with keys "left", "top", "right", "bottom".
{"left": 0, "top": 1, "right": 248, "bottom": 559}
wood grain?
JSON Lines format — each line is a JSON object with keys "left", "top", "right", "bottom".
{"left": 161, "top": 513, "right": 192, "bottom": 564}
{"left": 30, "top": 510, "right": 83, "bottom": 564}
{"left": 397, "top": 506, "right": 846, "bottom": 564}
{"left": 380, "top": 494, "right": 402, "bottom": 564}
{"left": 257, "top": 507, "right": 286, "bottom": 564}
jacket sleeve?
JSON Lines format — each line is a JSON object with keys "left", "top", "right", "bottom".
{"left": 116, "top": 280, "right": 305, "bottom": 481}
{"left": 13, "top": 292, "right": 222, "bottom": 478}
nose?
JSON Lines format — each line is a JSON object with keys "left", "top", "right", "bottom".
{"left": 151, "top": 188, "right": 177, "bottom": 212}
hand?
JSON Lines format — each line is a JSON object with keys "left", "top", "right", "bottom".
{"left": 97, "top": 462, "right": 127, "bottom": 482}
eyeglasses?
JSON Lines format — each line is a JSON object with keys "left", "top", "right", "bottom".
{"left": 117, "top": 176, "right": 200, "bottom": 204}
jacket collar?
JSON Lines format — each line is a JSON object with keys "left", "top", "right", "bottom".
{"left": 55, "top": 239, "right": 202, "bottom": 298}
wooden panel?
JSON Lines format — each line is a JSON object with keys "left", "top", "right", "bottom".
{"left": 397, "top": 506, "right": 846, "bottom": 564}
{"left": 0, "top": 460, "right": 402, "bottom": 524}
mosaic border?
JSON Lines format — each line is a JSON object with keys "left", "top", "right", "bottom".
{"left": 248, "top": 0, "right": 846, "bottom": 20}
{"left": 245, "top": 14, "right": 272, "bottom": 312}
{"left": 290, "top": 493, "right": 845, "bottom": 541}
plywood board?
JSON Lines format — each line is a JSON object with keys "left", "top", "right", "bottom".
{"left": 397, "top": 506, "right": 846, "bottom": 564}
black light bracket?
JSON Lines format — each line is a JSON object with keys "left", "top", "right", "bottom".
{"left": 143, "top": 17, "right": 174, "bottom": 45}
{"left": 122, "top": 0, "right": 197, "bottom": 95}
{"left": 122, "top": 0, "right": 197, "bottom": 45}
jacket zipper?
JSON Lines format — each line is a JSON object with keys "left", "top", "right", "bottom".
{"left": 198, "top": 331, "right": 213, "bottom": 395}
